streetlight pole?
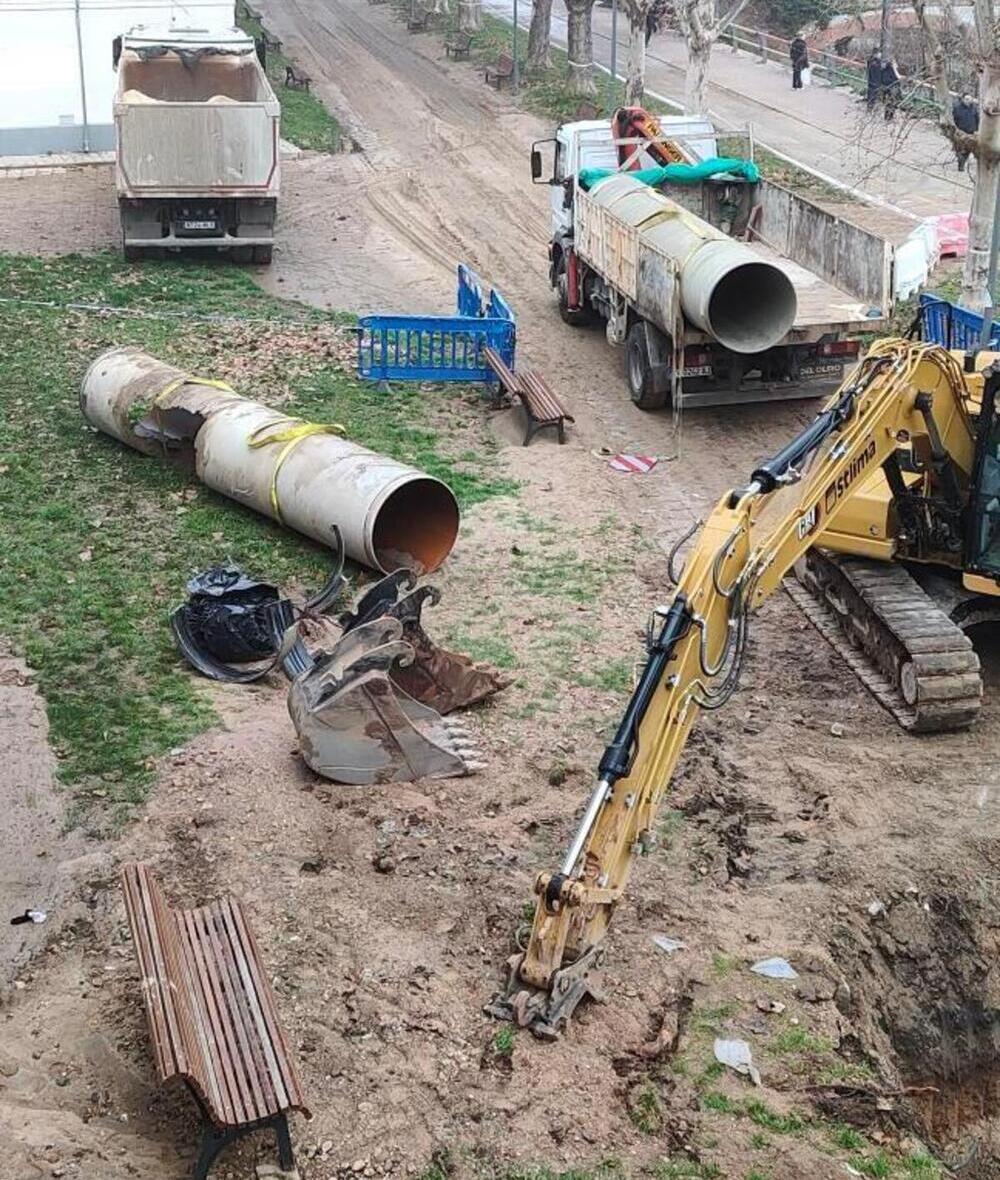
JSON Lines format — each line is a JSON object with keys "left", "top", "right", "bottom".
{"left": 879, "top": 0, "right": 890, "bottom": 61}
{"left": 512, "top": 0, "right": 520, "bottom": 95}
{"left": 610, "top": 0, "right": 618, "bottom": 84}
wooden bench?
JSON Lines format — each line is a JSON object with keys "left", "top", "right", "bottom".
{"left": 121, "top": 864, "right": 310, "bottom": 1180}
{"left": 483, "top": 347, "right": 573, "bottom": 445}
{"left": 445, "top": 30, "right": 473, "bottom": 58}
{"left": 485, "top": 51, "right": 514, "bottom": 88}
{"left": 284, "top": 63, "right": 312, "bottom": 91}
{"left": 517, "top": 369, "right": 574, "bottom": 445}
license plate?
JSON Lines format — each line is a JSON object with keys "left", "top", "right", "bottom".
{"left": 799, "top": 361, "right": 844, "bottom": 377}
{"left": 180, "top": 219, "right": 217, "bottom": 231}
{"left": 681, "top": 365, "right": 712, "bottom": 377}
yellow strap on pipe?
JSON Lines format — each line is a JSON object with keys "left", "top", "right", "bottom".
{"left": 247, "top": 419, "right": 346, "bottom": 522}
{"left": 152, "top": 375, "right": 238, "bottom": 407}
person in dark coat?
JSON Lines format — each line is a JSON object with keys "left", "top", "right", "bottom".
{"left": 866, "top": 50, "right": 882, "bottom": 109}
{"left": 790, "top": 35, "right": 809, "bottom": 90}
{"left": 881, "top": 58, "right": 902, "bottom": 120}
{"left": 953, "top": 93, "right": 980, "bottom": 170}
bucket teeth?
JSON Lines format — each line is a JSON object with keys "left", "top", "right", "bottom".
{"left": 287, "top": 619, "right": 479, "bottom": 786}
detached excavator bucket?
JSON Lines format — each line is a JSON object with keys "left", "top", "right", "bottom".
{"left": 287, "top": 618, "right": 484, "bottom": 785}
{"left": 340, "top": 570, "right": 510, "bottom": 714}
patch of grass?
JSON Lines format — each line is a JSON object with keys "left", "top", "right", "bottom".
{"left": 749, "top": 1134, "right": 770, "bottom": 1150}
{"left": 902, "top": 1154, "right": 941, "bottom": 1180}
{"left": 847, "top": 1152, "right": 892, "bottom": 1178}
{"left": 690, "top": 1002, "right": 738, "bottom": 1035}
{"left": 492, "top": 1024, "right": 516, "bottom": 1057}
{"left": 577, "top": 657, "right": 632, "bottom": 694}
{"left": 652, "top": 1161, "right": 722, "bottom": 1179}
{"left": 444, "top": 629, "right": 517, "bottom": 669}
{"left": 696, "top": 1060, "right": 725, "bottom": 1088}
{"left": 497, "top": 1164, "right": 626, "bottom": 1180}
{"left": 770, "top": 1026, "right": 830, "bottom": 1054}
{"left": 745, "top": 1172, "right": 770, "bottom": 1180}
{"left": 0, "top": 251, "right": 514, "bottom": 826}
{"left": 817, "top": 1058, "right": 877, "bottom": 1086}
{"left": 711, "top": 952, "right": 738, "bottom": 979}
{"left": 629, "top": 1082, "right": 664, "bottom": 1135}
{"left": 701, "top": 1091, "right": 739, "bottom": 1114}
{"left": 829, "top": 1126, "right": 865, "bottom": 1151}
{"left": 744, "top": 1099, "right": 805, "bottom": 1136}
{"left": 237, "top": 8, "right": 341, "bottom": 150}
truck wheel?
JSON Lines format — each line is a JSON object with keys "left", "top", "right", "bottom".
{"left": 252, "top": 245, "right": 273, "bottom": 265}
{"left": 626, "top": 321, "right": 669, "bottom": 411}
{"left": 556, "top": 256, "right": 590, "bottom": 327}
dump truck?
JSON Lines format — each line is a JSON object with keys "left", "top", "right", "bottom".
{"left": 531, "top": 116, "right": 891, "bottom": 409}
{"left": 114, "top": 26, "right": 279, "bottom": 262}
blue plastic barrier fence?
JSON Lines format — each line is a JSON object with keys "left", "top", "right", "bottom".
{"left": 919, "top": 293, "right": 1000, "bottom": 350}
{"left": 358, "top": 263, "right": 516, "bottom": 384}
{"left": 357, "top": 314, "right": 515, "bottom": 383}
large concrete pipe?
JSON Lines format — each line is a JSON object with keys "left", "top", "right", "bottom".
{"left": 584, "top": 173, "right": 797, "bottom": 354}
{"left": 81, "top": 347, "right": 459, "bottom": 574}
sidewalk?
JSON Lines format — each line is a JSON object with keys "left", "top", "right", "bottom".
{"left": 483, "top": 0, "right": 972, "bottom": 223}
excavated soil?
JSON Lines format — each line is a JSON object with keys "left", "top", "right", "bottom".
{"left": 3, "top": 2, "right": 1000, "bottom": 1178}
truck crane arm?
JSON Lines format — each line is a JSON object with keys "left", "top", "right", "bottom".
{"left": 488, "top": 339, "right": 980, "bottom": 1039}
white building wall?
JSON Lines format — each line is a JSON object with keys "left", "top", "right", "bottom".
{"left": 0, "top": 0, "right": 234, "bottom": 154}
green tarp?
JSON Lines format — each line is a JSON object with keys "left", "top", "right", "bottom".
{"left": 579, "top": 157, "right": 761, "bottom": 191}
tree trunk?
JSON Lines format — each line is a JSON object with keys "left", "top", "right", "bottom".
{"left": 684, "top": 31, "right": 712, "bottom": 113}
{"left": 457, "top": 0, "right": 481, "bottom": 32}
{"left": 566, "top": 0, "right": 596, "bottom": 96}
{"left": 527, "top": 0, "right": 553, "bottom": 70}
{"left": 960, "top": 64, "right": 1000, "bottom": 311}
{"left": 625, "top": 8, "right": 647, "bottom": 103}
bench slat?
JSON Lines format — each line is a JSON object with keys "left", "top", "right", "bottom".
{"left": 178, "top": 908, "right": 241, "bottom": 1125}
{"left": 122, "top": 868, "right": 178, "bottom": 1080}
{"left": 225, "top": 896, "right": 305, "bottom": 1111}
{"left": 192, "top": 903, "right": 270, "bottom": 1123}
{"left": 210, "top": 899, "right": 284, "bottom": 1114}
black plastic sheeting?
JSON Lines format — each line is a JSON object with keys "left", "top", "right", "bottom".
{"left": 180, "top": 566, "right": 283, "bottom": 664}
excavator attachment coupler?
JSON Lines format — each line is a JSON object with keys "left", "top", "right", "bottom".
{"left": 340, "top": 570, "right": 510, "bottom": 714}
{"left": 287, "top": 617, "right": 485, "bottom": 785}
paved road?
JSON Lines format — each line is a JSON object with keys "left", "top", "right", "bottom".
{"left": 484, "top": 0, "right": 972, "bottom": 224}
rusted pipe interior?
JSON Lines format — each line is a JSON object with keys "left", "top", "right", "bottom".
{"left": 372, "top": 479, "right": 459, "bottom": 574}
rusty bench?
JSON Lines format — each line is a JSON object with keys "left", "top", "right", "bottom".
{"left": 121, "top": 863, "right": 309, "bottom": 1180}
{"left": 483, "top": 346, "right": 573, "bottom": 445}
{"left": 284, "top": 63, "right": 312, "bottom": 91}
{"left": 485, "top": 51, "right": 514, "bottom": 88}
{"left": 445, "top": 30, "right": 473, "bottom": 58}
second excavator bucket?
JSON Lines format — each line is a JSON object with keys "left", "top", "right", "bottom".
{"left": 340, "top": 570, "right": 510, "bottom": 714}
{"left": 287, "top": 617, "right": 485, "bottom": 785}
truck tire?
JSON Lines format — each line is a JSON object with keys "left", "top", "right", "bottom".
{"left": 626, "top": 321, "right": 669, "bottom": 411}
{"left": 252, "top": 245, "right": 274, "bottom": 265}
{"left": 556, "top": 255, "right": 590, "bottom": 327}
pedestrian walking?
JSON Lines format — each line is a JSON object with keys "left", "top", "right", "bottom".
{"left": 953, "top": 93, "right": 980, "bottom": 171}
{"left": 866, "top": 50, "right": 882, "bottom": 110}
{"left": 882, "top": 58, "right": 901, "bottom": 120}
{"left": 790, "top": 34, "right": 809, "bottom": 90}
{"left": 645, "top": 4, "right": 657, "bottom": 46}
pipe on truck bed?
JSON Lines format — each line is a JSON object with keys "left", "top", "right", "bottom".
{"left": 584, "top": 173, "right": 797, "bottom": 354}
{"left": 81, "top": 347, "right": 459, "bottom": 574}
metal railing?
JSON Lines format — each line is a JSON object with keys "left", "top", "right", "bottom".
{"left": 721, "top": 21, "right": 954, "bottom": 117}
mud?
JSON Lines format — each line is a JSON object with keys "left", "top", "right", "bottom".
{"left": 4, "top": 1, "right": 1000, "bottom": 1177}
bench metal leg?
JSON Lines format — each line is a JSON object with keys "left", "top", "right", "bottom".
{"left": 522, "top": 414, "right": 567, "bottom": 446}
{"left": 276, "top": 1114, "right": 294, "bottom": 1171}
{"left": 191, "top": 1114, "right": 295, "bottom": 1180}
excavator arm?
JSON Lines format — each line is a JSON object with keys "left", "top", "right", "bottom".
{"left": 489, "top": 339, "right": 980, "bottom": 1039}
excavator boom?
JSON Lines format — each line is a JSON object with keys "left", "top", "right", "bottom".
{"left": 489, "top": 340, "right": 1000, "bottom": 1039}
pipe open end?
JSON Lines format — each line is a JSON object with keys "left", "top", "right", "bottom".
{"left": 373, "top": 479, "right": 460, "bottom": 575}
{"left": 707, "top": 263, "right": 798, "bottom": 354}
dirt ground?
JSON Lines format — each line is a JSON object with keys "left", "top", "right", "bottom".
{"left": 3, "top": 3, "right": 1000, "bottom": 1178}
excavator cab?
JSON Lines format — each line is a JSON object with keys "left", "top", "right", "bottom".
{"left": 966, "top": 367, "right": 1000, "bottom": 581}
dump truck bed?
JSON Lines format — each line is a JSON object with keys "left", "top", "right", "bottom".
{"left": 115, "top": 32, "right": 280, "bottom": 198}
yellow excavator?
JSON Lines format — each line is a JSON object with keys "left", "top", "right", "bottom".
{"left": 488, "top": 338, "right": 1000, "bottom": 1038}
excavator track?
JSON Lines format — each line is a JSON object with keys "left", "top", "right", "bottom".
{"left": 784, "top": 553, "right": 982, "bottom": 733}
